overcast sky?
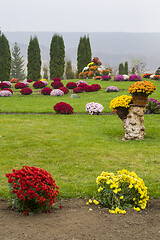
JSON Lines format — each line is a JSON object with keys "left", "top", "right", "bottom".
{"left": 1, "top": 0, "right": 160, "bottom": 32}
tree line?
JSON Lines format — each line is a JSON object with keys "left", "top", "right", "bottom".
{"left": 0, "top": 33, "right": 92, "bottom": 81}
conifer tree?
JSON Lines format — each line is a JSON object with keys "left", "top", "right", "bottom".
{"left": 118, "top": 63, "right": 124, "bottom": 75}
{"left": 0, "top": 33, "right": 11, "bottom": 81}
{"left": 27, "top": 36, "right": 41, "bottom": 80}
{"left": 77, "top": 35, "right": 92, "bottom": 74}
{"left": 124, "top": 61, "right": 128, "bottom": 75}
{"left": 49, "top": 34, "right": 65, "bottom": 79}
{"left": 65, "top": 60, "right": 74, "bottom": 79}
{"left": 11, "top": 42, "right": 25, "bottom": 80}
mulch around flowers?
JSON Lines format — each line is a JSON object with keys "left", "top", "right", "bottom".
{"left": 0, "top": 198, "right": 160, "bottom": 240}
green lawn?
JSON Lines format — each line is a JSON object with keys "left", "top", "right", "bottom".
{"left": 0, "top": 78, "right": 160, "bottom": 199}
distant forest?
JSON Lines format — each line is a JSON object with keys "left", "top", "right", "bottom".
{"left": 4, "top": 32, "right": 160, "bottom": 72}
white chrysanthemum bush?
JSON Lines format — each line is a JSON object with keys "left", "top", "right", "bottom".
{"left": 86, "top": 102, "right": 104, "bottom": 115}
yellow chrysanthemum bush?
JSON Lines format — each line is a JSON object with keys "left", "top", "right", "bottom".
{"left": 128, "top": 80, "right": 156, "bottom": 96}
{"left": 94, "top": 169, "right": 149, "bottom": 214}
{"left": 110, "top": 95, "right": 132, "bottom": 109}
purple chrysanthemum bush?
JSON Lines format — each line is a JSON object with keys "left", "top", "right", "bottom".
{"left": 106, "top": 86, "right": 119, "bottom": 92}
{"left": 129, "top": 74, "right": 141, "bottom": 81}
{"left": 114, "top": 75, "right": 125, "bottom": 81}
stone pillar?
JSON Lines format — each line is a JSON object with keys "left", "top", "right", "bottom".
{"left": 122, "top": 105, "right": 146, "bottom": 140}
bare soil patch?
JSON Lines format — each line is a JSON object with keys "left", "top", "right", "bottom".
{"left": 0, "top": 198, "right": 160, "bottom": 240}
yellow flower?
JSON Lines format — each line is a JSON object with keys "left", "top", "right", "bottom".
{"left": 133, "top": 207, "right": 140, "bottom": 212}
{"left": 129, "top": 184, "right": 133, "bottom": 189}
{"left": 120, "top": 196, "right": 124, "bottom": 200}
{"left": 93, "top": 200, "right": 99, "bottom": 205}
{"left": 86, "top": 202, "right": 89, "bottom": 205}
{"left": 89, "top": 199, "right": 92, "bottom": 204}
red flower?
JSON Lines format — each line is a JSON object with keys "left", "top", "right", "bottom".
{"left": 84, "top": 85, "right": 95, "bottom": 92}
{"left": 20, "top": 87, "right": 32, "bottom": 95}
{"left": 41, "top": 87, "right": 52, "bottom": 95}
{"left": 59, "top": 87, "right": 69, "bottom": 94}
{"left": 53, "top": 102, "right": 74, "bottom": 114}
{"left": 78, "top": 83, "right": 88, "bottom": 90}
{"left": 53, "top": 78, "right": 61, "bottom": 82}
{"left": 91, "top": 84, "right": 101, "bottom": 91}
{"left": 66, "top": 82, "right": 77, "bottom": 89}
{"left": 1, "top": 88, "right": 13, "bottom": 94}
{"left": 33, "top": 81, "right": 45, "bottom": 89}
{"left": 27, "top": 79, "right": 33, "bottom": 82}
{"left": 51, "top": 81, "right": 64, "bottom": 89}
{"left": 73, "top": 87, "right": 83, "bottom": 93}
{"left": 0, "top": 82, "right": 10, "bottom": 89}
{"left": 15, "top": 82, "right": 26, "bottom": 89}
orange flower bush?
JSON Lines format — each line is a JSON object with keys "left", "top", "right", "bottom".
{"left": 94, "top": 76, "right": 102, "bottom": 80}
{"left": 88, "top": 70, "right": 94, "bottom": 78}
{"left": 101, "top": 69, "right": 110, "bottom": 76}
{"left": 152, "top": 75, "right": 160, "bottom": 80}
{"left": 10, "top": 78, "right": 19, "bottom": 83}
{"left": 89, "top": 66, "right": 98, "bottom": 72}
{"left": 128, "top": 81, "right": 156, "bottom": 96}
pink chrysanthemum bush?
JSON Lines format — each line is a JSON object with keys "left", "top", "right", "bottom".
{"left": 0, "top": 90, "right": 12, "bottom": 97}
{"left": 33, "top": 81, "right": 45, "bottom": 89}
{"left": 1, "top": 88, "right": 13, "bottom": 94}
{"left": 20, "top": 87, "right": 32, "bottom": 95}
{"left": 87, "top": 169, "right": 149, "bottom": 214}
{"left": 53, "top": 102, "right": 74, "bottom": 114}
{"left": 50, "top": 89, "right": 64, "bottom": 97}
{"left": 6, "top": 166, "right": 59, "bottom": 215}
{"left": 41, "top": 87, "right": 52, "bottom": 95}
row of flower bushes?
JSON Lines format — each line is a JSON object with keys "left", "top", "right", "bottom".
{"left": 6, "top": 166, "right": 150, "bottom": 215}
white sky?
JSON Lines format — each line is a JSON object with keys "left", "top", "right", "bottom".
{"left": 1, "top": 0, "right": 160, "bottom": 32}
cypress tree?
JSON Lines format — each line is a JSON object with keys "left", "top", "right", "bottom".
{"left": 11, "top": 42, "right": 25, "bottom": 80}
{"left": 119, "top": 63, "right": 124, "bottom": 75}
{"left": 65, "top": 60, "right": 74, "bottom": 79}
{"left": 0, "top": 33, "right": 11, "bottom": 81}
{"left": 27, "top": 36, "right": 41, "bottom": 80}
{"left": 77, "top": 35, "right": 92, "bottom": 74}
{"left": 49, "top": 34, "right": 65, "bottom": 79}
{"left": 124, "top": 61, "right": 128, "bottom": 75}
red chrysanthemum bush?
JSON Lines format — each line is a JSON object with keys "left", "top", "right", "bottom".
{"left": 53, "top": 78, "right": 61, "bottom": 82}
{"left": 53, "top": 102, "right": 74, "bottom": 114}
{"left": 27, "top": 79, "right": 33, "bottom": 82}
{"left": 20, "top": 87, "right": 32, "bottom": 95}
{"left": 66, "top": 82, "right": 77, "bottom": 89}
{"left": 15, "top": 82, "right": 26, "bottom": 89}
{"left": 41, "top": 87, "right": 52, "bottom": 95}
{"left": 6, "top": 166, "right": 59, "bottom": 215}
{"left": 1, "top": 88, "right": 13, "bottom": 94}
{"left": 33, "top": 81, "right": 45, "bottom": 89}
{"left": 51, "top": 81, "right": 64, "bottom": 89}
{"left": 77, "top": 83, "right": 88, "bottom": 90}
{"left": 59, "top": 87, "right": 69, "bottom": 94}
{"left": 91, "top": 84, "right": 101, "bottom": 91}
{"left": 0, "top": 82, "right": 10, "bottom": 89}
{"left": 73, "top": 87, "right": 83, "bottom": 93}
{"left": 84, "top": 85, "right": 95, "bottom": 92}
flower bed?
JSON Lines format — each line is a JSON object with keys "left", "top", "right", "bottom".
{"left": 0, "top": 90, "right": 12, "bottom": 97}
{"left": 20, "top": 87, "right": 32, "bottom": 95}
{"left": 84, "top": 85, "right": 94, "bottom": 92}
{"left": 152, "top": 75, "right": 160, "bottom": 80}
{"left": 114, "top": 75, "right": 125, "bottom": 81}
{"left": 0, "top": 82, "right": 10, "bottom": 89}
{"left": 10, "top": 78, "right": 19, "bottom": 83}
{"left": 33, "top": 81, "right": 45, "bottom": 89}
{"left": 51, "top": 81, "right": 64, "bottom": 89}
{"left": 15, "top": 82, "right": 26, "bottom": 89}
{"left": 6, "top": 166, "right": 59, "bottom": 214}
{"left": 2, "top": 81, "right": 12, "bottom": 87}
{"left": 27, "top": 79, "right": 33, "bottom": 82}
{"left": 91, "top": 84, "right": 101, "bottom": 91}
{"left": 1, "top": 88, "right": 13, "bottom": 94}
{"left": 73, "top": 87, "right": 83, "bottom": 93}
{"left": 53, "top": 102, "right": 74, "bottom": 114}
{"left": 101, "top": 75, "right": 111, "bottom": 81}
{"left": 50, "top": 89, "right": 64, "bottom": 96}
{"left": 129, "top": 74, "right": 141, "bottom": 81}
{"left": 143, "top": 73, "right": 152, "bottom": 79}
{"left": 86, "top": 102, "right": 104, "bottom": 115}
{"left": 106, "top": 86, "right": 119, "bottom": 92}
{"left": 41, "top": 87, "right": 52, "bottom": 95}
{"left": 66, "top": 82, "right": 78, "bottom": 89}
{"left": 59, "top": 87, "right": 69, "bottom": 94}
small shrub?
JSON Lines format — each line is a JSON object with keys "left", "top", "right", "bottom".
{"left": 27, "top": 79, "right": 33, "bottom": 82}
{"left": 53, "top": 102, "right": 74, "bottom": 114}
{"left": 2, "top": 81, "right": 12, "bottom": 87}
{"left": 101, "top": 75, "right": 111, "bottom": 81}
{"left": 129, "top": 74, "right": 141, "bottom": 81}
{"left": 76, "top": 80, "right": 87, "bottom": 86}
{"left": 51, "top": 81, "right": 64, "bottom": 89}
{"left": 146, "top": 98, "right": 160, "bottom": 114}
{"left": 0, "top": 82, "right": 10, "bottom": 89}
{"left": 6, "top": 166, "right": 59, "bottom": 214}
{"left": 84, "top": 85, "right": 95, "bottom": 92}
{"left": 94, "top": 76, "right": 102, "bottom": 80}
{"left": 41, "top": 87, "right": 52, "bottom": 95}
{"left": 0, "top": 90, "right": 12, "bottom": 97}
{"left": 59, "top": 87, "right": 69, "bottom": 94}
{"left": 50, "top": 89, "right": 64, "bottom": 96}
{"left": 15, "top": 82, "right": 26, "bottom": 89}
{"left": 123, "top": 75, "right": 129, "bottom": 81}
{"left": 106, "top": 86, "right": 119, "bottom": 92}
{"left": 20, "top": 87, "right": 32, "bottom": 95}
{"left": 33, "top": 81, "right": 45, "bottom": 89}
{"left": 10, "top": 78, "right": 19, "bottom": 83}
{"left": 143, "top": 73, "right": 152, "bottom": 79}
{"left": 66, "top": 82, "right": 77, "bottom": 89}
{"left": 91, "top": 84, "right": 101, "bottom": 91}
{"left": 114, "top": 75, "right": 125, "bottom": 81}
{"left": 53, "top": 78, "right": 61, "bottom": 82}
{"left": 101, "top": 69, "right": 110, "bottom": 76}
{"left": 23, "top": 82, "right": 30, "bottom": 87}
{"left": 152, "top": 75, "right": 160, "bottom": 80}
{"left": 86, "top": 102, "right": 104, "bottom": 115}
{"left": 78, "top": 83, "right": 88, "bottom": 90}
{"left": 1, "top": 88, "right": 13, "bottom": 94}
{"left": 73, "top": 87, "right": 83, "bottom": 93}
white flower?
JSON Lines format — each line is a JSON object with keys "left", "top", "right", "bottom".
{"left": 0, "top": 90, "right": 12, "bottom": 97}
{"left": 2, "top": 81, "right": 12, "bottom": 87}
{"left": 50, "top": 89, "right": 64, "bottom": 96}
{"left": 150, "top": 75, "right": 155, "bottom": 79}
{"left": 40, "top": 81, "right": 48, "bottom": 86}
{"left": 23, "top": 81, "right": 30, "bottom": 87}
{"left": 86, "top": 102, "right": 104, "bottom": 115}
{"left": 123, "top": 75, "right": 129, "bottom": 80}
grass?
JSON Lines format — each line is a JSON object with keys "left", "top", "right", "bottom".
{"left": 0, "top": 78, "right": 160, "bottom": 199}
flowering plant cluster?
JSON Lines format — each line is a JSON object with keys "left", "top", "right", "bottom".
{"left": 15, "top": 82, "right": 26, "bottom": 89}
{"left": 87, "top": 70, "right": 94, "bottom": 78}
{"left": 114, "top": 75, "right": 125, "bottom": 81}
{"left": 27, "top": 79, "right": 33, "bottom": 82}
{"left": 40, "top": 80, "right": 48, "bottom": 86}
{"left": 78, "top": 83, "right": 88, "bottom": 90}
{"left": 0, "top": 82, "right": 10, "bottom": 89}
{"left": 94, "top": 76, "right": 102, "bottom": 80}
{"left": 143, "top": 73, "right": 152, "bottom": 79}
{"left": 53, "top": 102, "right": 74, "bottom": 114}
{"left": 66, "top": 82, "right": 77, "bottom": 89}
{"left": 1, "top": 88, "right": 13, "bottom": 94}
{"left": 95, "top": 70, "right": 101, "bottom": 76}
{"left": 50, "top": 89, "right": 64, "bottom": 96}
{"left": 91, "top": 84, "right": 101, "bottom": 91}
{"left": 129, "top": 74, "right": 141, "bottom": 81}
{"left": 2, "top": 81, "right": 12, "bottom": 87}
{"left": 23, "top": 82, "right": 30, "bottom": 87}
{"left": 20, "top": 87, "right": 32, "bottom": 95}
{"left": 10, "top": 78, "right": 19, "bottom": 83}
{"left": 0, "top": 90, "right": 12, "bottom": 97}
{"left": 146, "top": 98, "right": 160, "bottom": 114}
{"left": 128, "top": 81, "right": 156, "bottom": 96}
{"left": 51, "top": 81, "right": 64, "bottom": 89}
{"left": 94, "top": 169, "right": 149, "bottom": 214}
{"left": 152, "top": 75, "right": 160, "bottom": 80}
{"left": 76, "top": 80, "right": 87, "bottom": 86}
{"left": 89, "top": 66, "right": 98, "bottom": 72}
{"left": 33, "top": 81, "right": 45, "bottom": 89}
{"left": 106, "top": 86, "right": 119, "bottom": 92}
{"left": 53, "top": 78, "right": 61, "bottom": 82}
{"left": 110, "top": 95, "right": 132, "bottom": 109}
{"left": 59, "top": 87, "right": 69, "bottom": 94}
{"left": 101, "top": 75, "right": 111, "bottom": 81}
{"left": 86, "top": 102, "right": 104, "bottom": 115}
{"left": 92, "top": 57, "right": 102, "bottom": 66}
{"left": 101, "top": 69, "right": 110, "bottom": 76}
{"left": 41, "top": 87, "right": 52, "bottom": 95}
{"left": 123, "top": 75, "right": 129, "bottom": 80}
{"left": 73, "top": 87, "right": 83, "bottom": 93}
{"left": 84, "top": 85, "right": 95, "bottom": 92}
{"left": 6, "top": 166, "right": 59, "bottom": 215}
